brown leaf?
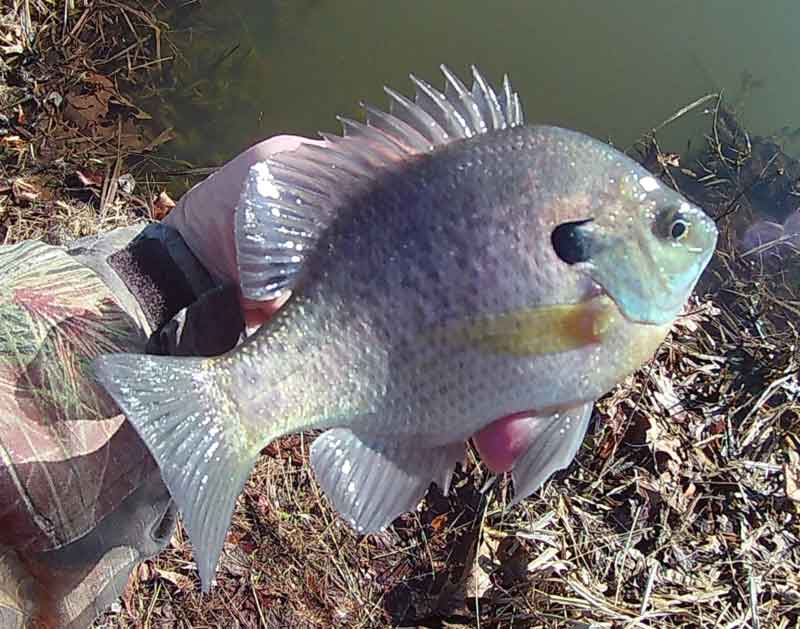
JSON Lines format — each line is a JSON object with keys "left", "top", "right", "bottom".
{"left": 465, "top": 532, "right": 499, "bottom": 599}
{"left": 644, "top": 405, "right": 683, "bottom": 467}
{"left": 431, "top": 513, "right": 448, "bottom": 532}
{"left": 82, "top": 71, "right": 115, "bottom": 90}
{"left": 64, "top": 89, "right": 112, "bottom": 129}
{"left": 0, "top": 42, "right": 23, "bottom": 55}
{"left": 658, "top": 152, "right": 681, "bottom": 168}
{"left": 156, "top": 568, "right": 193, "bottom": 591}
{"left": 153, "top": 191, "right": 176, "bottom": 220}
{"left": 650, "top": 368, "right": 688, "bottom": 423}
{"left": 138, "top": 562, "right": 152, "bottom": 583}
{"left": 122, "top": 572, "right": 138, "bottom": 616}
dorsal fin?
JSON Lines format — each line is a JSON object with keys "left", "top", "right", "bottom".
{"left": 235, "top": 65, "right": 525, "bottom": 301}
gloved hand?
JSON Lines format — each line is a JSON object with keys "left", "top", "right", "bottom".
{"left": 164, "top": 134, "right": 325, "bottom": 328}
{"left": 0, "top": 134, "right": 320, "bottom": 629}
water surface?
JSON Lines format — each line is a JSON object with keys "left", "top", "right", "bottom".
{"left": 151, "top": 1, "right": 800, "bottom": 168}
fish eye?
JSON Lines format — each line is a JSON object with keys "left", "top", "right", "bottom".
{"left": 670, "top": 218, "right": 689, "bottom": 240}
{"left": 655, "top": 207, "right": 690, "bottom": 242}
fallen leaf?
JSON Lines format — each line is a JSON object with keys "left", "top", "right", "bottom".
{"left": 2, "top": 136, "right": 26, "bottom": 150}
{"left": 117, "top": 173, "right": 135, "bottom": 195}
{"left": 651, "top": 367, "right": 687, "bottom": 423}
{"left": 156, "top": 568, "right": 192, "bottom": 590}
{"left": 658, "top": 152, "right": 681, "bottom": 168}
{"left": 137, "top": 562, "right": 152, "bottom": 583}
{"left": 644, "top": 414, "right": 683, "bottom": 466}
{"left": 121, "top": 576, "right": 137, "bottom": 617}
{"left": 44, "top": 92, "right": 63, "bottom": 109}
{"left": 0, "top": 42, "right": 23, "bottom": 55}
{"left": 431, "top": 513, "right": 448, "bottom": 532}
{"left": 465, "top": 533, "right": 498, "bottom": 599}
{"left": 82, "top": 71, "right": 115, "bottom": 90}
{"left": 64, "top": 89, "right": 112, "bottom": 129}
{"left": 153, "top": 191, "right": 176, "bottom": 220}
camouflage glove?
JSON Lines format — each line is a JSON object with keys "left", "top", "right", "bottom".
{"left": 0, "top": 134, "right": 324, "bottom": 629}
{"left": 0, "top": 220, "right": 246, "bottom": 628}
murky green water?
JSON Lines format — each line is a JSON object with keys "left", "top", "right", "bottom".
{"left": 150, "top": 0, "right": 800, "bottom": 169}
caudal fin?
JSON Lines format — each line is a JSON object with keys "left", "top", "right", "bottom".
{"left": 92, "top": 353, "right": 259, "bottom": 591}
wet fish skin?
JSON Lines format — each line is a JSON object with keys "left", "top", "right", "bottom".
{"left": 93, "top": 66, "right": 717, "bottom": 591}
{"left": 227, "top": 124, "right": 686, "bottom": 440}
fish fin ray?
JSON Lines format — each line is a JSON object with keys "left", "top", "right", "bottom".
{"left": 501, "top": 75, "right": 524, "bottom": 127}
{"left": 235, "top": 160, "right": 331, "bottom": 301}
{"left": 92, "top": 353, "right": 259, "bottom": 591}
{"left": 510, "top": 403, "right": 594, "bottom": 503}
{"left": 310, "top": 429, "right": 462, "bottom": 532}
{"left": 409, "top": 73, "right": 472, "bottom": 139}
{"left": 436, "top": 442, "right": 466, "bottom": 496}
{"left": 235, "top": 66, "right": 523, "bottom": 300}
{"left": 470, "top": 65, "right": 505, "bottom": 131}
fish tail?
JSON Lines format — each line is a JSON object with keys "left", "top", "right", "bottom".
{"left": 92, "top": 352, "right": 259, "bottom": 592}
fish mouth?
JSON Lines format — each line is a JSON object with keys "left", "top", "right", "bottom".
{"left": 585, "top": 279, "right": 604, "bottom": 300}
{"left": 582, "top": 275, "right": 634, "bottom": 323}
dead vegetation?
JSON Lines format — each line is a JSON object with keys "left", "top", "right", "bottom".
{"left": 0, "top": 0, "right": 174, "bottom": 246}
{"left": 1, "top": 2, "right": 798, "bottom": 628}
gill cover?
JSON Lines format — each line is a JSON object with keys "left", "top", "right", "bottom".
{"left": 564, "top": 182, "right": 717, "bottom": 326}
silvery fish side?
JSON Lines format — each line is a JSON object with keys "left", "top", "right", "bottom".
{"left": 93, "top": 65, "right": 718, "bottom": 591}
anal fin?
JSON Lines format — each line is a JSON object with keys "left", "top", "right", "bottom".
{"left": 510, "top": 403, "right": 594, "bottom": 503}
{"left": 310, "top": 429, "right": 463, "bottom": 533}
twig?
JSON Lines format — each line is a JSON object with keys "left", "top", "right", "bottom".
{"left": 640, "top": 561, "right": 658, "bottom": 616}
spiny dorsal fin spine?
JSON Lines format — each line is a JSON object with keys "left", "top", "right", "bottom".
{"left": 440, "top": 65, "right": 482, "bottom": 135}
{"left": 384, "top": 86, "right": 446, "bottom": 146}
{"left": 470, "top": 65, "right": 504, "bottom": 131}
{"left": 409, "top": 73, "right": 472, "bottom": 139}
{"left": 361, "top": 101, "right": 429, "bottom": 152}
{"left": 235, "top": 65, "right": 526, "bottom": 301}
{"left": 501, "top": 74, "right": 514, "bottom": 120}
{"left": 298, "top": 143, "right": 373, "bottom": 179}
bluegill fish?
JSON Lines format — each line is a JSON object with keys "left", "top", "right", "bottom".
{"left": 94, "top": 65, "right": 718, "bottom": 591}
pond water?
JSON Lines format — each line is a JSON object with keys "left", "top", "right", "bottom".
{"left": 149, "top": 0, "right": 800, "bottom": 170}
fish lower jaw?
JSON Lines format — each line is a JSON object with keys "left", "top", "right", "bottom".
{"left": 586, "top": 281, "right": 604, "bottom": 300}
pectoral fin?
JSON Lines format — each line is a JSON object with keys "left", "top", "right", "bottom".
{"left": 439, "top": 295, "right": 618, "bottom": 358}
{"left": 510, "top": 403, "right": 594, "bottom": 502}
{"left": 310, "top": 429, "right": 463, "bottom": 533}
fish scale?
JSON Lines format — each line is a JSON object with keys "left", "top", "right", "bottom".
{"left": 93, "top": 65, "right": 717, "bottom": 591}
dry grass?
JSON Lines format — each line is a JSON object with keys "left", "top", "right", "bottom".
{"left": 0, "top": 0, "right": 172, "bottom": 246}
{"left": 2, "top": 3, "right": 798, "bottom": 628}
